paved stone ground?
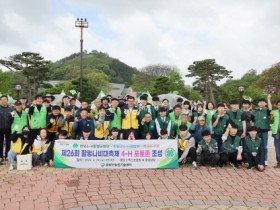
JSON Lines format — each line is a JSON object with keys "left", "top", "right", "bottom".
{"left": 0, "top": 137, "right": 280, "bottom": 210}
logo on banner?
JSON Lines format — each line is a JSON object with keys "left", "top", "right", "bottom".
{"left": 165, "top": 148, "right": 176, "bottom": 159}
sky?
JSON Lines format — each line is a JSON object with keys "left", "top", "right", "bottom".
{"left": 0, "top": 0, "right": 280, "bottom": 85}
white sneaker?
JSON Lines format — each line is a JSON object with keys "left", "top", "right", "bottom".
{"left": 265, "top": 161, "right": 268, "bottom": 166}
{"left": 192, "top": 161, "right": 198, "bottom": 169}
{"left": 44, "top": 163, "right": 48, "bottom": 167}
{"left": 9, "top": 165, "right": 14, "bottom": 171}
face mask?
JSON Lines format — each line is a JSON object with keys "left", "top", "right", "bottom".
{"left": 22, "top": 130, "right": 30, "bottom": 135}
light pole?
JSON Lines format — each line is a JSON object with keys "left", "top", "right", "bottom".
{"left": 75, "top": 18, "right": 88, "bottom": 98}
{"left": 15, "top": 85, "right": 22, "bottom": 100}
{"left": 238, "top": 86, "right": 245, "bottom": 102}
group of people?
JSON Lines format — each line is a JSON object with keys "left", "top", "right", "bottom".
{"left": 0, "top": 93, "right": 279, "bottom": 172}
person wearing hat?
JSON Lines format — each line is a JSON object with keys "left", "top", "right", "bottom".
{"left": 226, "top": 100, "right": 246, "bottom": 138}
{"left": 212, "top": 103, "right": 230, "bottom": 152}
{"left": 108, "top": 98, "right": 122, "bottom": 131}
{"left": 47, "top": 105, "right": 63, "bottom": 141}
{"left": 121, "top": 96, "right": 139, "bottom": 139}
{"left": 219, "top": 123, "right": 242, "bottom": 168}
{"left": 138, "top": 95, "right": 152, "bottom": 125}
{"left": 72, "top": 108, "right": 93, "bottom": 139}
{"left": 169, "top": 104, "right": 182, "bottom": 138}
{"left": 150, "top": 96, "right": 160, "bottom": 120}
{"left": 176, "top": 125, "right": 197, "bottom": 169}
{"left": 243, "top": 126, "right": 265, "bottom": 171}
{"left": 80, "top": 125, "right": 94, "bottom": 140}
{"left": 11, "top": 101, "right": 28, "bottom": 135}
{"left": 271, "top": 100, "right": 280, "bottom": 168}
{"left": 190, "top": 115, "right": 211, "bottom": 147}
{"left": 44, "top": 94, "right": 55, "bottom": 103}
{"left": 155, "top": 107, "right": 171, "bottom": 138}
{"left": 197, "top": 130, "right": 219, "bottom": 169}
{"left": 28, "top": 95, "right": 48, "bottom": 142}
{"left": 117, "top": 96, "right": 126, "bottom": 109}
{"left": 0, "top": 95, "right": 13, "bottom": 162}
{"left": 251, "top": 95, "right": 272, "bottom": 166}
{"left": 58, "top": 107, "right": 75, "bottom": 139}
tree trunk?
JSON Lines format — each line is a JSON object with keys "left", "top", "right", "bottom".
{"left": 208, "top": 82, "right": 216, "bottom": 105}
{"left": 27, "top": 76, "right": 32, "bottom": 102}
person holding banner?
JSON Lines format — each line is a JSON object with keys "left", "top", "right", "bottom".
{"left": 158, "top": 129, "right": 170, "bottom": 140}
{"left": 121, "top": 96, "right": 139, "bottom": 139}
{"left": 80, "top": 126, "right": 94, "bottom": 140}
{"left": 8, "top": 126, "right": 32, "bottom": 170}
{"left": 176, "top": 125, "right": 197, "bottom": 169}
{"left": 107, "top": 127, "right": 121, "bottom": 140}
{"left": 32, "top": 128, "right": 49, "bottom": 166}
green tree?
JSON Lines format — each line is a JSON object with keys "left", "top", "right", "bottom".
{"left": 0, "top": 52, "right": 51, "bottom": 101}
{"left": 0, "top": 70, "right": 12, "bottom": 95}
{"left": 150, "top": 76, "right": 170, "bottom": 95}
{"left": 186, "top": 59, "right": 232, "bottom": 105}
{"left": 131, "top": 72, "right": 156, "bottom": 92}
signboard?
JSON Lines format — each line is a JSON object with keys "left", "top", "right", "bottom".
{"left": 54, "top": 140, "right": 178, "bottom": 169}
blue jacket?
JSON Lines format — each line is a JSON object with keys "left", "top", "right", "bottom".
{"left": 190, "top": 123, "right": 211, "bottom": 143}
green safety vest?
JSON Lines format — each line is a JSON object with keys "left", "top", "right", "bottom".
{"left": 272, "top": 110, "right": 280, "bottom": 135}
{"left": 220, "top": 135, "right": 241, "bottom": 154}
{"left": 108, "top": 107, "right": 122, "bottom": 130}
{"left": 252, "top": 107, "right": 270, "bottom": 130}
{"left": 213, "top": 113, "right": 229, "bottom": 136}
{"left": 30, "top": 105, "right": 47, "bottom": 129}
{"left": 169, "top": 112, "right": 182, "bottom": 127}
{"left": 11, "top": 111, "right": 28, "bottom": 134}
{"left": 206, "top": 109, "right": 216, "bottom": 125}
{"left": 199, "top": 138, "right": 217, "bottom": 155}
{"left": 177, "top": 121, "right": 191, "bottom": 135}
{"left": 157, "top": 116, "right": 170, "bottom": 130}
{"left": 244, "top": 136, "right": 261, "bottom": 153}
{"left": 226, "top": 110, "right": 243, "bottom": 131}
{"left": 141, "top": 120, "right": 156, "bottom": 139}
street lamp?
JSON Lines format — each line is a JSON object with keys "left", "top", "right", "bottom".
{"left": 238, "top": 86, "right": 245, "bottom": 101}
{"left": 15, "top": 85, "right": 22, "bottom": 100}
{"left": 75, "top": 18, "right": 88, "bottom": 98}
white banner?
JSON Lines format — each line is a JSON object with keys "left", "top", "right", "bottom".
{"left": 54, "top": 140, "right": 178, "bottom": 169}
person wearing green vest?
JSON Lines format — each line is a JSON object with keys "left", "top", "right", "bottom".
{"left": 155, "top": 107, "right": 171, "bottom": 137}
{"left": 138, "top": 95, "right": 152, "bottom": 124}
{"left": 203, "top": 101, "right": 216, "bottom": 129}
{"left": 169, "top": 105, "right": 182, "bottom": 138}
{"left": 11, "top": 101, "right": 28, "bottom": 135}
{"left": 251, "top": 96, "right": 272, "bottom": 166}
{"left": 108, "top": 98, "right": 122, "bottom": 130}
{"left": 28, "top": 95, "right": 47, "bottom": 142}
{"left": 150, "top": 96, "right": 160, "bottom": 120}
{"left": 196, "top": 130, "right": 219, "bottom": 169}
{"left": 212, "top": 103, "right": 230, "bottom": 152}
{"left": 140, "top": 113, "right": 156, "bottom": 139}
{"left": 243, "top": 126, "right": 265, "bottom": 171}
{"left": 219, "top": 123, "right": 242, "bottom": 168}
{"left": 193, "top": 103, "right": 207, "bottom": 123}
{"left": 271, "top": 100, "right": 280, "bottom": 168}
{"left": 226, "top": 100, "right": 246, "bottom": 138}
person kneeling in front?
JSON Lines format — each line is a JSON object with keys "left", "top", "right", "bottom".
{"left": 243, "top": 126, "right": 265, "bottom": 171}
{"left": 8, "top": 126, "right": 32, "bottom": 170}
{"left": 176, "top": 125, "right": 197, "bottom": 169}
{"left": 197, "top": 130, "right": 219, "bottom": 169}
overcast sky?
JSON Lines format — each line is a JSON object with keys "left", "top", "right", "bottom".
{"left": 1, "top": 0, "right": 280, "bottom": 85}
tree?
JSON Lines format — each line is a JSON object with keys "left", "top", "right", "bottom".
{"left": 131, "top": 72, "right": 157, "bottom": 92}
{"left": 140, "top": 64, "right": 179, "bottom": 77}
{"left": 186, "top": 59, "right": 232, "bottom": 105}
{"left": 150, "top": 76, "right": 170, "bottom": 95}
{"left": 0, "top": 70, "right": 12, "bottom": 95}
{"left": 0, "top": 52, "right": 51, "bottom": 101}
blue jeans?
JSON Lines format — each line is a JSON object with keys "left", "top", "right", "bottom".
{"left": 8, "top": 150, "right": 17, "bottom": 166}
{"left": 274, "top": 137, "right": 280, "bottom": 166}
{"left": 258, "top": 132, "right": 268, "bottom": 162}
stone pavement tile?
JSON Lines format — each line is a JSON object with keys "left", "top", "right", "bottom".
{"left": 96, "top": 204, "right": 111, "bottom": 210}
{"left": 227, "top": 206, "right": 250, "bottom": 210}
{"left": 138, "top": 202, "right": 152, "bottom": 208}
{"left": 69, "top": 208, "right": 83, "bottom": 210}
{"left": 244, "top": 201, "right": 260, "bottom": 207}
{"left": 124, "top": 202, "right": 139, "bottom": 208}
{"left": 211, "top": 205, "right": 231, "bottom": 210}
{"left": 83, "top": 205, "right": 98, "bottom": 210}
{"left": 203, "top": 200, "right": 218, "bottom": 205}
{"left": 163, "top": 200, "right": 178, "bottom": 206}
{"left": 258, "top": 202, "right": 276, "bottom": 208}
{"left": 190, "top": 200, "right": 205, "bottom": 205}
{"left": 110, "top": 203, "right": 126, "bottom": 209}
{"left": 151, "top": 201, "right": 166, "bottom": 206}
{"left": 217, "top": 201, "right": 231, "bottom": 206}
{"left": 176, "top": 200, "right": 191, "bottom": 205}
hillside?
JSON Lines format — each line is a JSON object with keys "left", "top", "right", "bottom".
{"left": 49, "top": 50, "right": 138, "bottom": 87}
